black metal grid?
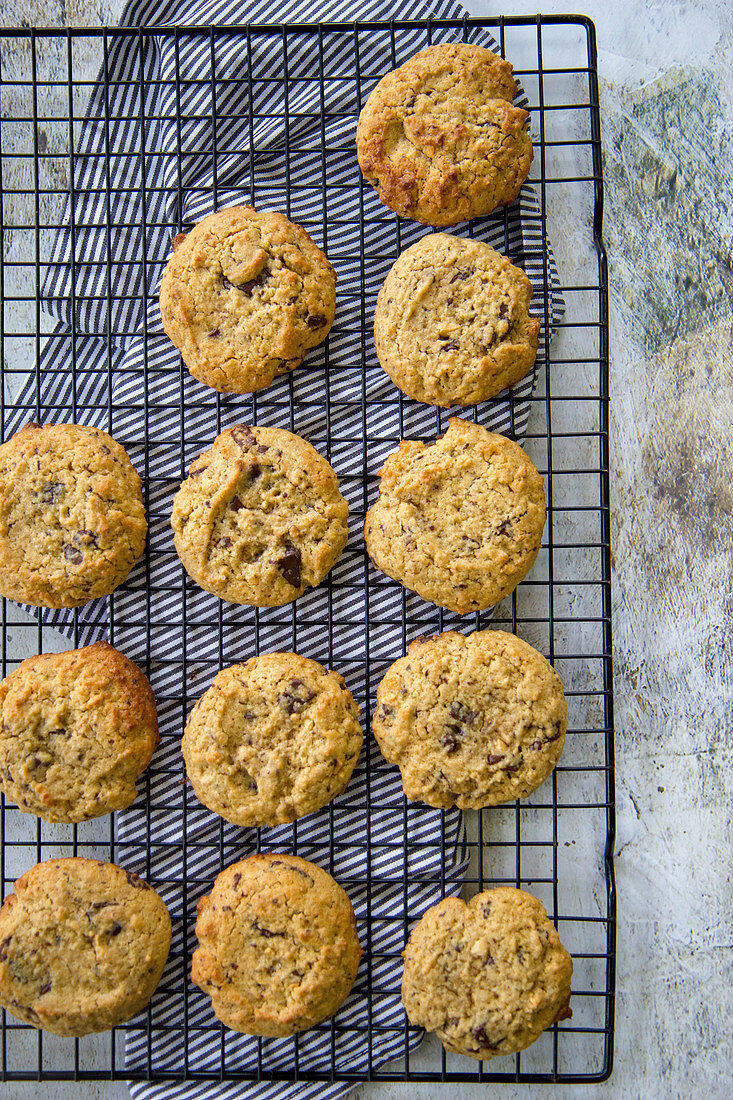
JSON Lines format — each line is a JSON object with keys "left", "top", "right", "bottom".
{"left": 0, "top": 15, "right": 615, "bottom": 1085}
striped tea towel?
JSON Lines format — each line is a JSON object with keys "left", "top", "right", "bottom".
{"left": 4, "top": 2, "right": 564, "bottom": 1099}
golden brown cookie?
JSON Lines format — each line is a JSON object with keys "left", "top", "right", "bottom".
{"left": 0, "top": 858, "right": 171, "bottom": 1036}
{"left": 374, "top": 233, "right": 540, "bottom": 406}
{"left": 356, "top": 44, "right": 532, "bottom": 226}
{"left": 0, "top": 422, "right": 147, "bottom": 608}
{"left": 159, "top": 205, "right": 335, "bottom": 394}
{"left": 171, "top": 424, "right": 349, "bottom": 607}
{"left": 373, "top": 629, "right": 566, "bottom": 808}
{"left": 183, "top": 653, "right": 362, "bottom": 826}
{"left": 364, "top": 418, "right": 546, "bottom": 614}
{"left": 402, "top": 888, "right": 572, "bottom": 1059}
{"left": 191, "top": 853, "right": 361, "bottom": 1036}
{"left": 0, "top": 642, "right": 158, "bottom": 823}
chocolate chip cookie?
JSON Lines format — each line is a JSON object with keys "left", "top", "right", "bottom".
{"left": 171, "top": 425, "right": 349, "bottom": 607}
{"left": 373, "top": 629, "right": 566, "bottom": 808}
{"left": 183, "top": 653, "right": 362, "bottom": 826}
{"left": 364, "top": 418, "right": 545, "bottom": 614}
{"left": 159, "top": 205, "right": 335, "bottom": 394}
{"left": 191, "top": 853, "right": 361, "bottom": 1036}
{"left": 0, "top": 422, "right": 147, "bottom": 608}
{"left": 374, "top": 233, "right": 540, "bottom": 406}
{"left": 402, "top": 888, "right": 572, "bottom": 1059}
{"left": 0, "top": 858, "right": 171, "bottom": 1036}
{"left": 356, "top": 43, "right": 532, "bottom": 226}
{"left": 0, "top": 642, "right": 158, "bottom": 823}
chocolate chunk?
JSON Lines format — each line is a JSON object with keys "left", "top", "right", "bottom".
{"left": 231, "top": 426, "right": 257, "bottom": 451}
{"left": 377, "top": 704, "right": 394, "bottom": 721}
{"left": 498, "top": 302, "right": 509, "bottom": 319}
{"left": 471, "top": 1024, "right": 499, "bottom": 1050}
{"left": 277, "top": 545, "right": 301, "bottom": 588}
{"left": 252, "top": 921, "right": 283, "bottom": 938}
{"left": 270, "top": 860, "right": 313, "bottom": 882}
{"left": 440, "top": 340, "right": 460, "bottom": 352}
{"left": 449, "top": 701, "right": 478, "bottom": 726}
{"left": 529, "top": 739, "right": 543, "bottom": 751}
{"left": 124, "top": 870, "right": 148, "bottom": 890}
{"left": 48, "top": 728, "right": 68, "bottom": 739}
{"left": 306, "top": 313, "right": 327, "bottom": 329}
{"left": 240, "top": 462, "right": 261, "bottom": 488}
{"left": 440, "top": 730, "right": 459, "bottom": 752}
{"left": 487, "top": 753, "right": 505, "bottom": 765}
{"left": 64, "top": 545, "right": 83, "bottom": 564}
{"left": 79, "top": 529, "right": 99, "bottom": 549}
{"left": 517, "top": 946, "right": 525, "bottom": 964}
{"left": 494, "top": 518, "right": 513, "bottom": 536}
{"left": 544, "top": 724, "right": 563, "bottom": 744}
{"left": 232, "top": 873, "right": 241, "bottom": 888}
{"left": 554, "top": 997, "right": 573, "bottom": 1023}
{"left": 0, "top": 937, "right": 11, "bottom": 960}
{"left": 230, "top": 496, "right": 244, "bottom": 511}
{"left": 505, "top": 758, "right": 524, "bottom": 773}
{"left": 278, "top": 679, "right": 315, "bottom": 715}
{"left": 216, "top": 537, "right": 233, "bottom": 548}
{"left": 171, "top": 232, "right": 186, "bottom": 251}
{"left": 208, "top": 327, "right": 221, "bottom": 338}
{"left": 40, "top": 482, "right": 64, "bottom": 504}
{"left": 223, "top": 271, "right": 268, "bottom": 295}
{"left": 39, "top": 981, "right": 52, "bottom": 995}
{"left": 108, "top": 922, "right": 122, "bottom": 937}
{"left": 450, "top": 269, "right": 471, "bottom": 284}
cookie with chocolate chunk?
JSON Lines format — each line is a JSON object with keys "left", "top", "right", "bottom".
{"left": 374, "top": 233, "right": 540, "bottom": 406}
{"left": 402, "top": 887, "right": 572, "bottom": 1059}
{"left": 159, "top": 205, "right": 335, "bottom": 394}
{"left": 171, "top": 425, "right": 349, "bottom": 606}
{"left": 373, "top": 629, "right": 566, "bottom": 808}
{"left": 183, "top": 653, "right": 362, "bottom": 826}
{"left": 0, "top": 422, "right": 147, "bottom": 608}
{"left": 0, "top": 641, "right": 158, "bottom": 823}
{"left": 0, "top": 858, "right": 171, "bottom": 1036}
{"left": 364, "top": 418, "right": 545, "bottom": 614}
{"left": 191, "top": 853, "right": 361, "bottom": 1035}
{"left": 356, "top": 43, "right": 532, "bottom": 226}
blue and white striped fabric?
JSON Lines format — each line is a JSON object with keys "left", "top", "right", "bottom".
{"left": 5, "top": 3, "right": 563, "bottom": 1098}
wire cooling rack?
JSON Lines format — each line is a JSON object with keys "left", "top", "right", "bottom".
{"left": 0, "top": 14, "right": 614, "bottom": 1086}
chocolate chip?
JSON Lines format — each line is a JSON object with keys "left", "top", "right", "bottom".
{"left": 0, "top": 937, "right": 12, "bottom": 960}
{"left": 79, "top": 529, "right": 99, "bottom": 549}
{"left": 208, "top": 327, "right": 221, "bottom": 338}
{"left": 230, "top": 496, "right": 244, "bottom": 511}
{"left": 306, "top": 313, "right": 327, "bottom": 329}
{"left": 232, "top": 873, "right": 241, "bottom": 888}
{"left": 505, "top": 758, "right": 524, "bottom": 774}
{"left": 471, "top": 1024, "right": 500, "bottom": 1050}
{"left": 494, "top": 518, "right": 513, "bottom": 536}
{"left": 499, "top": 302, "right": 509, "bottom": 319}
{"left": 231, "top": 426, "right": 257, "bottom": 450}
{"left": 377, "top": 704, "right": 394, "bottom": 722}
{"left": 40, "top": 482, "right": 63, "bottom": 504}
{"left": 108, "top": 922, "right": 122, "bottom": 937}
{"left": 440, "top": 340, "right": 460, "bottom": 352}
{"left": 171, "top": 232, "right": 186, "bottom": 251}
{"left": 487, "top": 753, "right": 505, "bottom": 765}
{"left": 277, "top": 545, "right": 301, "bottom": 588}
{"left": 252, "top": 921, "right": 283, "bottom": 938}
{"left": 449, "top": 701, "right": 478, "bottom": 725}
{"left": 39, "top": 981, "right": 52, "bottom": 994}
{"left": 124, "top": 870, "right": 148, "bottom": 890}
{"left": 64, "top": 545, "right": 83, "bottom": 564}
{"left": 278, "top": 679, "right": 315, "bottom": 715}
{"left": 440, "top": 730, "right": 459, "bottom": 752}
{"left": 450, "top": 270, "right": 471, "bottom": 284}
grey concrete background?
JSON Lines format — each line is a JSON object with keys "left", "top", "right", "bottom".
{"left": 1, "top": 0, "right": 732, "bottom": 1098}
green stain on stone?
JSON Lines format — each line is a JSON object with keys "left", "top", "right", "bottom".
{"left": 603, "top": 67, "right": 733, "bottom": 352}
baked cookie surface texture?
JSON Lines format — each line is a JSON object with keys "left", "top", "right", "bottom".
{"left": 356, "top": 44, "right": 533, "bottom": 226}
{"left": 191, "top": 853, "right": 361, "bottom": 1036}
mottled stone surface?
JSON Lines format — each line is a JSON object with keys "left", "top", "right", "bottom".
{"left": 1, "top": 0, "right": 732, "bottom": 1098}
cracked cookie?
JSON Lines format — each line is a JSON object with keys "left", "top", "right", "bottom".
{"left": 0, "top": 642, "right": 158, "bottom": 823}
{"left": 373, "top": 629, "right": 566, "bottom": 808}
{"left": 0, "top": 857, "right": 171, "bottom": 1036}
{"left": 356, "top": 43, "right": 532, "bottom": 226}
{"left": 402, "top": 887, "right": 572, "bottom": 1059}
{"left": 183, "top": 653, "right": 362, "bottom": 826}
{"left": 364, "top": 418, "right": 545, "bottom": 614}
{"left": 159, "top": 205, "right": 336, "bottom": 394}
{"left": 0, "top": 422, "right": 147, "bottom": 608}
{"left": 374, "top": 233, "right": 540, "bottom": 406}
{"left": 171, "top": 425, "right": 349, "bottom": 607}
{"left": 191, "top": 853, "right": 361, "bottom": 1035}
